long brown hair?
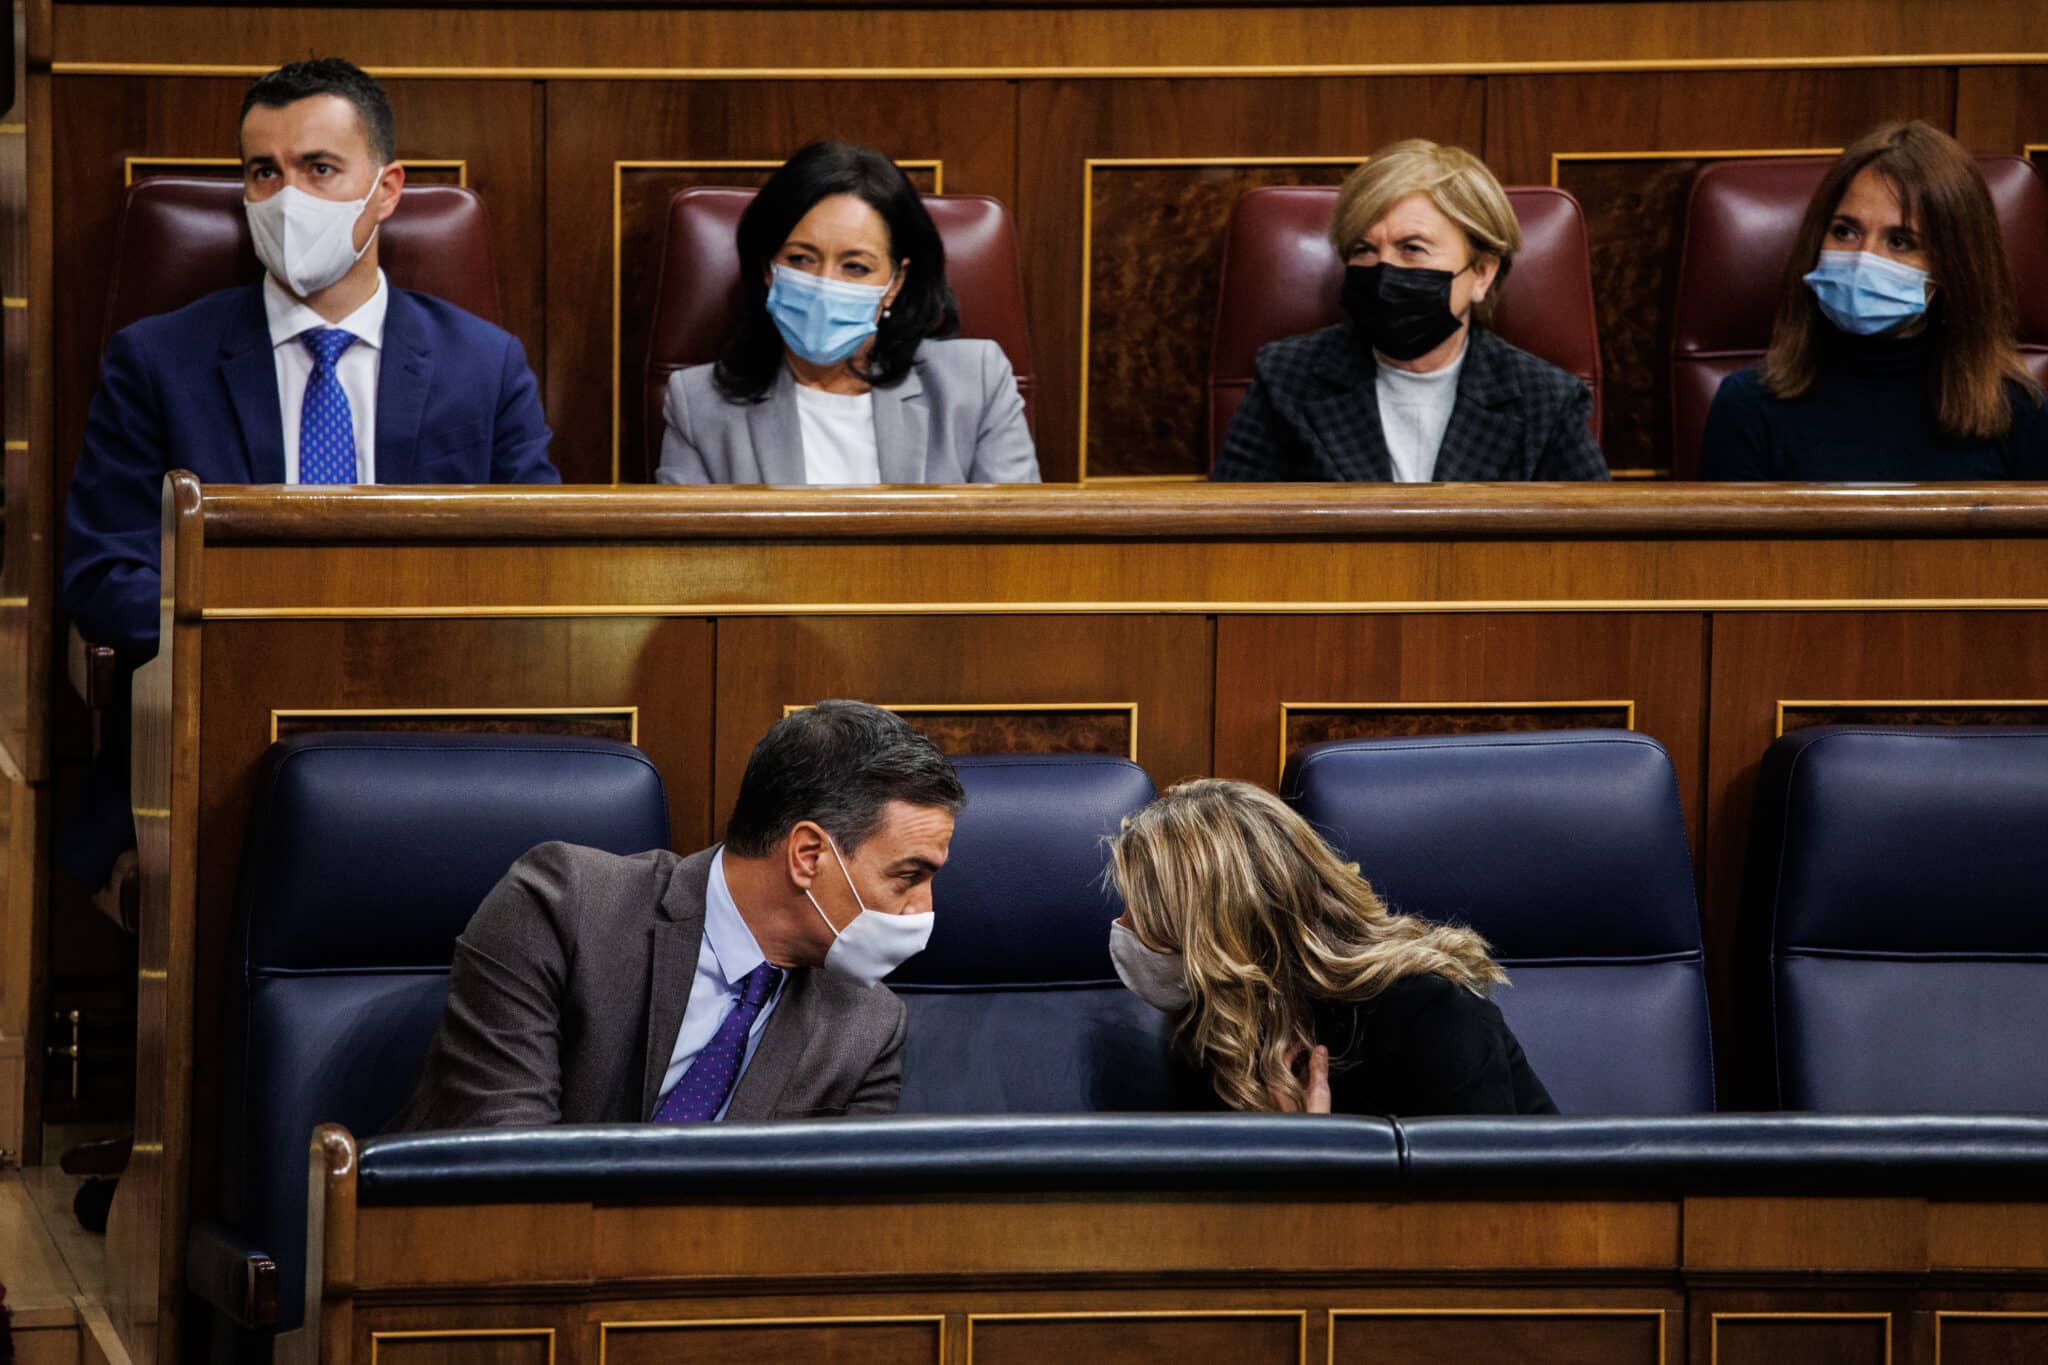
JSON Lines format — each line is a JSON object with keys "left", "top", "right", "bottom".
{"left": 1108, "top": 779, "right": 1506, "bottom": 1113}
{"left": 1761, "top": 120, "right": 2037, "bottom": 440}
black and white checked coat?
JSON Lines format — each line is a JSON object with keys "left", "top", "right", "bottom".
{"left": 1213, "top": 321, "right": 1609, "bottom": 482}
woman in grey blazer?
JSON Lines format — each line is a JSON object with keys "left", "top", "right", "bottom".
{"left": 657, "top": 141, "right": 1040, "bottom": 485}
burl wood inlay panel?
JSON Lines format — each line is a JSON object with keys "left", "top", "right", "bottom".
{"left": 273, "top": 712, "right": 634, "bottom": 743}
{"left": 900, "top": 708, "right": 1132, "bottom": 758}
{"left": 1085, "top": 161, "right": 1352, "bottom": 478}
{"left": 1330, "top": 1311, "right": 1662, "bottom": 1365}
{"left": 1286, "top": 703, "right": 1630, "bottom": 753}
{"left": 1710, "top": 1316, "right": 1888, "bottom": 1365}
{"left": 970, "top": 1314, "right": 1303, "bottom": 1365}
{"left": 1780, "top": 704, "right": 2048, "bottom": 733}
{"left": 603, "top": 1318, "right": 941, "bottom": 1365}
{"left": 1937, "top": 1314, "right": 2048, "bottom": 1365}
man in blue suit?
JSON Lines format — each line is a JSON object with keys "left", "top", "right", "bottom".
{"left": 58, "top": 56, "right": 558, "bottom": 892}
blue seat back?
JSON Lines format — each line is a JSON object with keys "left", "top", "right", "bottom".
{"left": 891, "top": 754, "right": 1179, "bottom": 1113}
{"left": 227, "top": 732, "right": 670, "bottom": 1330}
{"left": 1282, "top": 730, "right": 1714, "bottom": 1114}
{"left": 1750, "top": 726, "right": 2048, "bottom": 1111}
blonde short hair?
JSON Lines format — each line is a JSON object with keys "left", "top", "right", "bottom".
{"left": 1328, "top": 140, "right": 1522, "bottom": 323}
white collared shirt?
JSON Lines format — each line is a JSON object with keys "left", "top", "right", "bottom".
{"left": 1375, "top": 339, "right": 1467, "bottom": 483}
{"left": 657, "top": 847, "right": 786, "bottom": 1119}
{"left": 263, "top": 269, "right": 389, "bottom": 484}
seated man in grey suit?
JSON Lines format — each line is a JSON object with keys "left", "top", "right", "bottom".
{"left": 395, "top": 700, "right": 966, "bottom": 1128}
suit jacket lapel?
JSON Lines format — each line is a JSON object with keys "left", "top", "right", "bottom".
{"left": 220, "top": 284, "right": 285, "bottom": 483}
{"left": 1430, "top": 328, "right": 1523, "bottom": 482}
{"left": 872, "top": 364, "right": 928, "bottom": 484}
{"left": 640, "top": 851, "right": 713, "bottom": 1119}
{"left": 724, "top": 970, "right": 814, "bottom": 1120}
{"left": 374, "top": 287, "right": 433, "bottom": 485}
{"left": 746, "top": 366, "right": 807, "bottom": 484}
{"left": 1304, "top": 334, "right": 1392, "bottom": 482}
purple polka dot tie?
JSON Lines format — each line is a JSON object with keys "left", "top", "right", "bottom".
{"left": 654, "top": 962, "right": 783, "bottom": 1123}
{"left": 298, "top": 327, "right": 359, "bottom": 485}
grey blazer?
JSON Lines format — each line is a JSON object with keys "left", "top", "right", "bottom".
{"left": 391, "top": 842, "right": 906, "bottom": 1130}
{"left": 656, "top": 337, "right": 1041, "bottom": 485}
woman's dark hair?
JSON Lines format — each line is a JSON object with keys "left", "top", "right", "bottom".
{"left": 1761, "top": 119, "right": 2038, "bottom": 440}
{"left": 714, "top": 140, "right": 958, "bottom": 401}
{"left": 724, "top": 700, "right": 966, "bottom": 858}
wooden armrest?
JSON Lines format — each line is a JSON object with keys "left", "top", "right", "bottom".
{"left": 67, "top": 623, "right": 119, "bottom": 709}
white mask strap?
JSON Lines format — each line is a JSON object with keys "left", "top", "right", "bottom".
{"left": 803, "top": 829, "right": 867, "bottom": 939}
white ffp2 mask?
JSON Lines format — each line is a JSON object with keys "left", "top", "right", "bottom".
{"left": 1109, "top": 920, "right": 1190, "bottom": 1012}
{"left": 245, "top": 172, "right": 383, "bottom": 298}
{"left": 805, "top": 832, "right": 934, "bottom": 987}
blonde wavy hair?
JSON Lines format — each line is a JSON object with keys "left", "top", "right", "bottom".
{"left": 1328, "top": 139, "right": 1522, "bottom": 324}
{"left": 1108, "top": 779, "right": 1506, "bottom": 1112}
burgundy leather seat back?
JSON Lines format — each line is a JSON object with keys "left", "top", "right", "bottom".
{"left": 1669, "top": 154, "right": 2048, "bottom": 480}
{"left": 642, "top": 186, "right": 1035, "bottom": 483}
{"left": 1207, "top": 184, "right": 1603, "bottom": 470}
{"left": 102, "top": 176, "right": 502, "bottom": 348}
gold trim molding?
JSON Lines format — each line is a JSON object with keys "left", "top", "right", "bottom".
{"left": 1709, "top": 1312, "right": 1891, "bottom": 1365}
{"left": 370, "top": 1328, "right": 556, "bottom": 1365}
{"left": 123, "top": 155, "right": 470, "bottom": 187}
{"left": 610, "top": 158, "right": 944, "bottom": 484}
{"left": 784, "top": 700, "right": 1139, "bottom": 761}
{"left": 1329, "top": 1308, "right": 1666, "bottom": 1365}
{"left": 1278, "top": 698, "right": 1637, "bottom": 784}
{"left": 1077, "top": 155, "right": 1364, "bottom": 485}
{"left": 1549, "top": 146, "right": 1841, "bottom": 187}
{"left": 600, "top": 1315, "right": 946, "bottom": 1365}
{"left": 268, "top": 705, "right": 640, "bottom": 744}
{"left": 1934, "top": 1311, "right": 2048, "bottom": 1365}
{"left": 967, "top": 1309, "right": 1307, "bottom": 1365}
{"left": 1774, "top": 697, "right": 2048, "bottom": 737}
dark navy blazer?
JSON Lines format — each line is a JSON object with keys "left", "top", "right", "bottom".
{"left": 62, "top": 281, "right": 560, "bottom": 659}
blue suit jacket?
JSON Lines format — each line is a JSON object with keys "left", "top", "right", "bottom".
{"left": 62, "top": 281, "right": 559, "bottom": 658}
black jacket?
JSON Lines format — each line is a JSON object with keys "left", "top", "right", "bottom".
{"left": 1311, "top": 973, "right": 1558, "bottom": 1117}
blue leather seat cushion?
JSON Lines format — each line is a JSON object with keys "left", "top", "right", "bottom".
{"left": 896, "top": 989, "right": 1183, "bottom": 1113}
{"left": 1492, "top": 963, "right": 1714, "bottom": 1115}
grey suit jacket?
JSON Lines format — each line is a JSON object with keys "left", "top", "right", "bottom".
{"left": 1212, "top": 322, "right": 1609, "bottom": 483}
{"left": 391, "top": 841, "right": 906, "bottom": 1130}
{"left": 655, "top": 337, "right": 1041, "bottom": 485}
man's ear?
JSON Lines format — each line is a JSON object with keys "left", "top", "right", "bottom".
{"left": 784, "top": 820, "right": 828, "bottom": 892}
{"left": 372, "top": 161, "right": 406, "bottom": 224}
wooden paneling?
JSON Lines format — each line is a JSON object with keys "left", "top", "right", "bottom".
{"left": 1709, "top": 1315, "right": 1889, "bottom": 1365}
{"left": 1685, "top": 1197, "right": 1927, "bottom": 1271}
{"left": 713, "top": 614, "right": 1211, "bottom": 817}
{"left": 1954, "top": 67, "right": 2048, "bottom": 153}
{"left": 970, "top": 1313, "right": 1303, "bottom": 1365}
{"left": 368, "top": 1331, "right": 553, "bottom": 1365}
{"left": 542, "top": 79, "right": 1014, "bottom": 483}
{"left": 1937, "top": 1313, "right": 2048, "bottom": 1365}
{"left": 604, "top": 1317, "right": 942, "bottom": 1365}
{"left": 1330, "top": 1310, "right": 1663, "bottom": 1365}
{"left": 1019, "top": 77, "right": 1481, "bottom": 481}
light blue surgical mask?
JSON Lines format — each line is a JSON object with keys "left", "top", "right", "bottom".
{"left": 1803, "top": 250, "right": 1931, "bottom": 336}
{"left": 766, "top": 263, "right": 893, "bottom": 365}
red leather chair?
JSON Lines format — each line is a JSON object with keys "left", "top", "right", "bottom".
{"left": 1669, "top": 154, "right": 2048, "bottom": 480}
{"left": 102, "top": 175, "right": 502, "bottom": 347}
{"left": 1206, "top": 184, "right": 1604, "bottom": 471}
{"left": 640, "top": 186, "right": 1035, "bottom": 483}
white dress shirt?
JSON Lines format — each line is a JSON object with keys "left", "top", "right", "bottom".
{"left": 794, "top": 382, "right": 882, "bottom": 484}
{"left": 1375, "top": 340, "right": 1467, "bottom": 483}
{"left": 657, "top": 847, "right": 786, "bottom": 1119}
{"left": 263, "top": 269, "right": 389, "bottom": 484}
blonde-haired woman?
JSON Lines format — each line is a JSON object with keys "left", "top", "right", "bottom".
{"left": 1214, "top": 139, "right": 1607, "bottom": 483}
{"left": 1107, "top": 779, "right": 1556, "bottom": 1115}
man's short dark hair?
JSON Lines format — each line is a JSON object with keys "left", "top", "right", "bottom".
{"left": 240, "top": 58, "right": 396, "bottom": 164}
{"left": 724, "top": 700, "right": 966, "bottom": 858}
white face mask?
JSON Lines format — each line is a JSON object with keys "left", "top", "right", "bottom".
{"left": 805, "top": 831, "right": 934, "bottom": 987}
{"left": 1109, "top": 920, "right": 1190, "bottom": 1013}
{"left": 245, "top": 170, "right": 384, "bottom": 299}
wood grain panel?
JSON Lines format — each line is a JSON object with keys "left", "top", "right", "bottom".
{"left": 271, "top": 709, "right": 636, "bottom": 743}
{"left": 1937, "top": 1314, "right": 2048, "bottom": 1365}
{"left": 884, "top": 706, "right": 1135, "bottom": 759}
{"left": 1703, "top": 612, "right": 2048, "bottom": 1108}
{"left": 1494, "top": 68, "right": 1953, "bottom": 475}
{"left": 1779, "top": 702, "right": 2048, "bottom": 734}
{"left": 1931, "top": 1204, "right": 2048, "bottom": 1271}
{"left": 1331, "top": 1310, "right": 1662, "bottom": 1365}
{"left": 369, "top": 1330, "right": 553, "bottom": 1365}
{"left": 604, "top": 1317, "right": 941, "bottom": 1365}
{"left": 1954, "top": 67, "right": 2048, "bottom": 154}
{"left": 1018, "top": 77, "right": 1480, "bottom": 481}
{"left": 714, "top": 614, "right": 1210, "bottom": 816}
{"left": 1285, "top": 702, "right": 1631, "bottom": 756}
{"left": 542, "top": 79, "right": 1014, "bottom": 484}
{"left": 1685, "top": 1197, "right": 1926, "bottom": 1271}
{"left": 971, "top": 1313, "right": 1302, "bottom": 1365}
{"left": 1710, "top": 1315, "right": 1889, "bottom": 1365}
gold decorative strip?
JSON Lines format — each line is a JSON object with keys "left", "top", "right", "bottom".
{"left": 968, "top": 1309, "right": 1306, "bottom": 1365}
{"left": 1330, "top": 1308, "right": 1666, "bottom": 1365}
{"left": 1935, "top": 1311, "right": 2048, "bottom": 1365}
{"left": 200, "top": 597, "right": 2048, "bottom": 622}
{"left": 0, "top": 123, "right": 22, "bottom": 134}
{"left": 1709, "top": 1312, "right": 1890, "bottom": 1365}
{"left": 785, "top": 699, "right": 1139, "bottom": 761}
{"left": 0, "top": 596, "right": 29, "bottom": 607}
{"left": 370, "top": 1328, "right": 556, "bottom": 1365}
{"left": 610, "top": 158, "right": 944, "bottom": 485}
{"left": 601, "top": 1314, "right": 946, "bottom": 1365}
{"left": 1775, "top": 697, "right": 2048, "bottom": 737}
{"left": 1077, "top": 154, "right": 1365, "bottom": 484}
{"left": 268, "top": 704, "right": 640, "bottom": 745}
{"left": 3, "top": 441, "right": 26, "bottom": 451}
{"left": 123, "top": 155, "right": 470, "bottom": 187}
{"left": 1279, "top": 698, "right": 1636, "bottom": 784}
{"left": 0, "top": 298, "right": 23, "bottom": 309}
{"left": 2025, "top": 143, "right": 2048, "bottom": 159}
{"left": 1549, "top": 146, "right": 1841, "bottom": 186}
{"left": 1611, "top": 468, "right": 1672, "bottom": 480}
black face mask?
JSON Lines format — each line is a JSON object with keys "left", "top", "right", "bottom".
{"left": 1342, "top": 262, "right": 1467, "bottom": 362}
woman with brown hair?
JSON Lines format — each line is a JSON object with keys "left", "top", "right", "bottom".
{"left": 1106, "top": 779, "right": 1556, "bottom": 1116}
{"left": 1700, "top": 120, "right": 2048, "bottom": 479}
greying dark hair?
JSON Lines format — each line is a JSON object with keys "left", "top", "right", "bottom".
{"left": 240, "top": 57, "right": 397, "bottom": 164}
{"left": 724, "top": 700, "right": 966, "bottom": 857}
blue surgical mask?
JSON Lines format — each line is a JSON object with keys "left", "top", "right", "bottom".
{"left": 1803, "top": 250, "right": 1931, "bottom": 336}
{"left": 766, "top": 263, "right": 893, "bottom": 365}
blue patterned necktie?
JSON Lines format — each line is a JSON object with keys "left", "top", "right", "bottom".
{"left": 654, "top": 961, "right": 783, "bottom": 1123}
{"left": 298, "top": 327, "right": 359, "bottom": 484}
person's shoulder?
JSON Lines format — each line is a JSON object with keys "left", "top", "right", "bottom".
{"left": 798, "top": 973, "right": 908, "bottom": 1034}
{"left": 1471, "top": 326, "right": 1585, "bottom": 402}
{"left": 502, "top": 841, "right": 688, "bottom": 915}
{"left": 1254, "top": 322, "right": 1355, "bottom": 384}
{"left": 1709, "top": 364, "right": 1771, "bottom": 409}
{"left": 110, "top": 282, "right": 256, "bottom": 355}
{"left": 911, "top": 336, "right": 1010, "bottom": 383}
{"left": 389, "top": 285, "right": 519, "bottom": 349}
